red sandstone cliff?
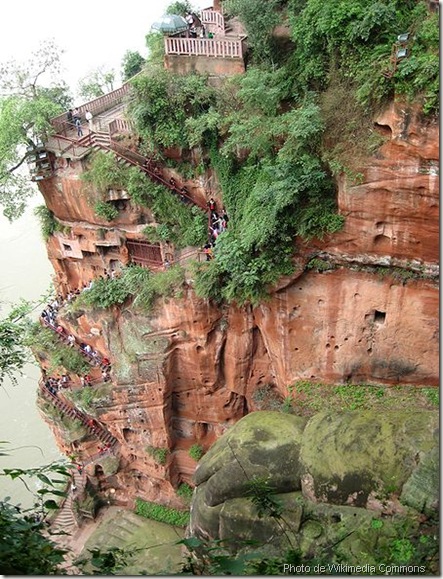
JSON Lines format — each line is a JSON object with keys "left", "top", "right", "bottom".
{"left": 36, "top": 100, "right": 438, "bottom": 506}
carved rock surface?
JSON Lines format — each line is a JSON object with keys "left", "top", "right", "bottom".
{"left": 37, "top": 101, "right": 439, "bottom": 505}
{"left": 189, "top": 410, "right": 439, "bottom": 564}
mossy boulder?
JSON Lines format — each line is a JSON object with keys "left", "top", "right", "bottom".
{"left": 299, "top": 410, "right": 438, "bottom": 507}
{"left": 190, "top": 410, "right": 439, "bottom": 566}
{"left": 194, "top": 411, "right": 308, "bottom": 507}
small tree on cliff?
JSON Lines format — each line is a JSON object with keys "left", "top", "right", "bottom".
{"left": 121, "top": 50, "right": 145, "bottom": 82}
{"left": 78, "top": 65, "right": 115, "bottom": 100}
{"left": 0, "top": 40, "right": 71, "bottom": 220}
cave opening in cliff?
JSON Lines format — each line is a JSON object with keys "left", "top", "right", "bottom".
{"left": 374, "top": 310, "right": 386, "bottom": 324}
{"left": 94, "top": 465, "right": 104, "bottom": 477}
{"left": 373, "top": 122, "right": 393, "bottom": 138}
{"left": 122, "top": 427, "right": 135, "bottom": 442}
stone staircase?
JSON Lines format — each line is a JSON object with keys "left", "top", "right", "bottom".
{"left": 50, "top": 470, "right": 85, "bottom": 546}
{"left": 40, "top": 380, "right": 118, "bottom": 447}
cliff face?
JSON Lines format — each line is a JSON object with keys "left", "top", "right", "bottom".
{"left": 323, "top": 102, "right": 439, "bottom": 264}
{"left": 37, "top": 101, "right": 438, "bottom": 506}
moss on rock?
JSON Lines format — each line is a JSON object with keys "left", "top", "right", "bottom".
{"left": 194, "top": 411, "right": 308, "bottom": 506}
{"left": 190, "top": 409, "right": 439, "bottom": 566}
{"left": 299, "top": 410, "right": 438, "bottom": 507}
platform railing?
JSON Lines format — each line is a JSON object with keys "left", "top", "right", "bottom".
{"left": 51, "top": 84, "right": 132, "bottom": 135}
{"left": 200, "top": 8, "right": 225, "bottom": 33}
{"left": 165, "top": 36, "right": 243, "bottom": 59}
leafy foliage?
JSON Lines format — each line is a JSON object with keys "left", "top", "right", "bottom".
{"left": 0, "top": 41, "right": 71, "bottom": 219}
{"left": 0, "top": 500, "right": 66, "bottom": 574}
{"left": 82, "top": 151, "right": 130, "bottom": 194}
{"left": 177, "top": 483, "right": 194, "bottom": 503}
{"left": 224, "top": 0, "right": 282, "bottom": 63}
{"left": 33, "top": 205, "right": 63, "bottom": 240}
{"left": 127, "top": 170, "right": 207, "bottom": 248}
{"left": 146, "top": 446, "right": 169, "bottom": 465}
{"left": 129, "top": 68, "right": 216, "bottom": 151}
{"left": 134, "top": 498, "right": 190, "bottom": 527}
{"left": 78, "top": 66, "right": 115, "bottom": 100}
{"left": 94, "top": 201, "right": 119, "bottom": 221}
{"left": 121, "top": 50, "right": 145, "bottom": 82}
{"left": 25, "top": 323, "right": 90, "bottom": 375}
{"left": 0, "top": 300, "right": 34, "bottom": 387}
{"left": 188, "top": 444, "right": 204, "bottom": 461}
{"left": 77, "top": 265, "right": 185, "bottom": 312}
{"left": 75, "top": 545, "right": 139, "bottom": 575}
{"left": 288, "top": 0, "right": 439, "bottom": 115}
{"left": 165, "top": 0, "right": 193, "bottom": 16}
{"left": 0, "top": 452, "right": 73, "bottom": 574}
{"left": 246, "top": 476, "right": 284, "bottom": 519}
{"left": 144, "top": 33, "right": 165, "bottom": 68}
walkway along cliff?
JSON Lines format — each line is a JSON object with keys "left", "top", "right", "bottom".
{"left": 29, "top": 7, "right": 439, "bottom": 512}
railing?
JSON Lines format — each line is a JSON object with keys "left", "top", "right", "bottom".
{"left": 176, "top": 248, "right": 207, "bottom": 263}
{"left": 51, "top": 84, "right": 132, "bottom": 134}
{"left": 109, "top": 118, "right": 132, "bottom": 135}
{"left": 40, "top": 317, "right": 105, "bottom": 367}
{"left": 165, "top": 36, "right": 243, "bottom": 59}
{"left": 40, "top": 379, "right": 118, "bottom": 446}
{"left": 200, "top": 9, "right": 225, "bottom": 33}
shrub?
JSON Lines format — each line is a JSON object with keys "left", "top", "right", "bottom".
{"left": 78, "top": 276, "right": 131, "bottom": 309}
{"left": 188, "top": 444, "right": 204, "bottom": 461}
{"left": 306, "top": 257, "right": 334, "bottom": 272}
{"left": 134, "top": 498, "right": 189, "bottom": 527}
{"left": 77, "top": 265, "right": 185, "bottom": 312}
{"left": 176, "top": 483, "right": 194, "bottom": 503}
{"left": 82, "top": 151, "right": 129, "bottom": 193}
{"left": 94, "top": 201, "right": 119, "bottom": 222}
{"left": 33, "top": 205, "right": 63, "bottom": 240}
{"left": 146, "top": 446, "right": 169, "bottom": 465}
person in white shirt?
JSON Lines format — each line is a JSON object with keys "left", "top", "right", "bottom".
{"left": 85, "top": 110, "right": 93, "bottom": 131}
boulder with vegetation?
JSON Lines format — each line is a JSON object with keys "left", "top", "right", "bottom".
{"left": 189, "top": 410, "right": 439, "bottom": 569}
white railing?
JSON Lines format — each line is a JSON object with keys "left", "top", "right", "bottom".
{"left": 200, "top": 9, "right": 225, "bottom": 33}
{"left": 165, "top": 36, "right": 243, "bottom": 59}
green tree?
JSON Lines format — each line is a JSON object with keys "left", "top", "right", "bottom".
{"left": 78, "top": 66, "right": 115, "bottom": 100}
{"left": 0, "top": 41, "right": 71, "bottom": 220}
{"left": 166, "top": 1, "right": 193, "bottom": 16}
{"left": 145, "top": 33, "right": 165, "bottom": 67}
{"left": 0, "top": 300, "right": 34, "bottom": 387}
{"left": 224, "top": 0, "right": 282, "bottom": 63}
{"left": 121, "top": 50, "right": 145, "bottom": 81}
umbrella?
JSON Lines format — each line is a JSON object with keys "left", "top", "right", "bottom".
{"left": 151, "top": 14, "right": 189, "bottom": 34}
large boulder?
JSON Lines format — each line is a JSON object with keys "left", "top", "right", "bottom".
{"left": 189, "top": 410, "right": 439, "bottom": 566}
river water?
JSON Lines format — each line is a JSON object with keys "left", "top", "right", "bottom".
{"left": 0, "top": 196, "right": 62, "bottom": 507}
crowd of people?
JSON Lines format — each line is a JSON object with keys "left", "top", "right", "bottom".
{"left": 40, "top": 290, "right": 113, "bottom": 385}
{"left": 43, "top": 374, "right": 71, "bottom": 395}
{"left": 66, "top": 108, "right": 93, "bottom": 137}
{"left": 204, "top": 197, "right": 229, "bottom": 260}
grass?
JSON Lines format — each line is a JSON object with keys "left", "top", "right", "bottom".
{"left": 146, "top": 446, "right": 169, "bottom": 465}
{"left": 188, "top": 444, "right": 204, "bottom": 461}
{"left": 286, "top": 381, "right": 438, "bottom": 417}
{"left": 134, "top": 498, "right": 189, "bottom": 527}
{"left": 176, "top": 483, "right": 194, "bottom": 504}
